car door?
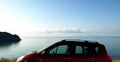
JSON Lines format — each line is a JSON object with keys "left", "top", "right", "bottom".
{"left": 41, "top": 44, "right": 70, "bottom": 62}
{"left": 69, "top": 44, "right": 90, "bottom": 62}
{"left": 70, "top": 44, "right": 100, "bottom": 62}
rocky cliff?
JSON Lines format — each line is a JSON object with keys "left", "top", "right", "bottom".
{"left": 0, "top": 32, "right": 21, "bottom": 43}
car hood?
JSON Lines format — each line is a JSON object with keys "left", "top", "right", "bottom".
{"left": 17, "top": 51, "right": 39, "bottom": 62}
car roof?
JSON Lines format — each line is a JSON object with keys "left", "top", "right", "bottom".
{"left": 60, "top": 39, "right": 99, "bottom": 43}
{"left": 55, "top": 39, "right": 103, "bottom": 46}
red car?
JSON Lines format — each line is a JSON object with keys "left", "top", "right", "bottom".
{"left": 16, "top": 39, "right": 112, "bottom": 62}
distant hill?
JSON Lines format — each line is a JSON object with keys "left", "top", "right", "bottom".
{"left": 0, "top": 32, "right": 21, "bottom": 43}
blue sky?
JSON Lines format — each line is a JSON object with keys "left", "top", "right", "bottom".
{"left": 0, "top": 0, "right": 120, "bottom": 36}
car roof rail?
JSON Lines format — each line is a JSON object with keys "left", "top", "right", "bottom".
{"left": 84, "top": 40, "right": 99, "bottom": 44}
{"left": 61, "top": 39, "right": 99, "bottom": 44}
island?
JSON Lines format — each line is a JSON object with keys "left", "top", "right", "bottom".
{"left": 0, "top": 32, "right": 21, "bottom": 43}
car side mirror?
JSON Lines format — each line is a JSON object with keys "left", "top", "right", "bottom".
{"left": 40, "top": 51, "right": 46, "bottom": 55}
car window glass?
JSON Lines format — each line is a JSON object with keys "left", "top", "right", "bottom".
{"left": 95, "top": 47, "right": 99, "bottom": 53}
{"left": 50, "top": 47, "right": 57, "bottom": 54}
{"left": 84, "top": 46, "right": 99, "bottom": 54}
{"left": 49, "top": 45, "right": 68, "bottom": 55}
{"left": 57, "top": 45, "right": 68, "bottom": 54}
{"left": 75, "top": 45, "right": 83, "bottom": 54}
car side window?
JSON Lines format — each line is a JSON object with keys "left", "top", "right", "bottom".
{"left": 95, "top": 47, "right": 99, "bottom": 53}
{"left": 75, "top": 45, "right": 99, "bottom": 55}
{"left": 49, "top": 45, "right": 68, "bottom": 55}
{"left": 75, "top": 45, "right": 83, "bottom": 54}
{"left": 84, "top": 46, "right": 99, "bottom": 54}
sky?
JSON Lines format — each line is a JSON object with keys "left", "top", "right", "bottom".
{"left": 0, "top": 0, "right": 120, "bottom": 37}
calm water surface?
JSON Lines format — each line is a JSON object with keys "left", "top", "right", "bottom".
{"left": 0, "top": 36, "right": 120, "bottom": 59}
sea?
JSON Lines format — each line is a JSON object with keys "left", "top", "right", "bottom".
{"left": 0, "top": 36, "right": 120, "bottom": 59}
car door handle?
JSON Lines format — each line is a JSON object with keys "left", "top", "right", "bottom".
{"left": 89, "top": 58, "right": 95, "bottom": 60}
{"left": 64, "top": 58, "right": 71, "bottom": 60}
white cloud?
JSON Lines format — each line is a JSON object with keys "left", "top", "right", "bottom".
{"left": 22, "top": 28, "right": 120, "bottom": 37}
{"left": 22, "top": 28, "right": 83, "bottom": 37}
{"left": 41, "top": 28, "right": 82, "bottom": 33}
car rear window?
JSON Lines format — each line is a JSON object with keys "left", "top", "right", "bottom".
{"left": 75, "top": 45, "right": 99, "bottom": 55}
{"left": 84, "top": 46, "right": 99, "bottom": 54}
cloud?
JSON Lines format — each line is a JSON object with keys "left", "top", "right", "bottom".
{"left": 22, "top": 28, "right": 83, "bottom": 37}
{"left": 41, "top": 28, "right": 82, "bottom": 33}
